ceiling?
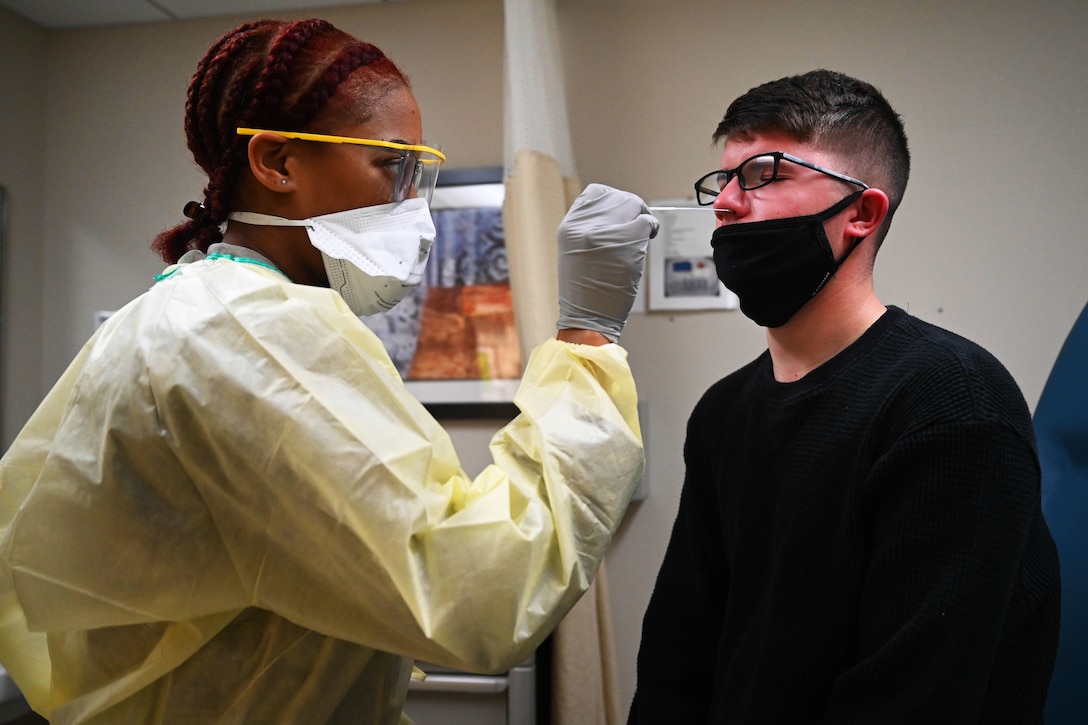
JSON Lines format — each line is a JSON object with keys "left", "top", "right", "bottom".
{"left": 0, "top": 0, "right": 402, "bottom": 29}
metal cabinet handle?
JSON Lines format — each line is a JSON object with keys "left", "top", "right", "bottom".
{"left": 408, "top": 673, "right": 510, "bottom": 694}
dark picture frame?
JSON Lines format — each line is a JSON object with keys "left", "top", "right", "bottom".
{"left": 0, "top": 186, "right": 6, "bottom": 443}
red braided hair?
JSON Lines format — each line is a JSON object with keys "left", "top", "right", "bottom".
{"left": 152, "top": 19, "right": 409, "bottom": 263}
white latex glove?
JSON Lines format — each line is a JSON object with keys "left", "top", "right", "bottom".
{"left": 556, "top": 184, "right": 660, "bottom": 342}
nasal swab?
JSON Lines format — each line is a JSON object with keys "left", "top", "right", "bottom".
{"left": 648, "top": 206, "right": 718, "bottom": 211}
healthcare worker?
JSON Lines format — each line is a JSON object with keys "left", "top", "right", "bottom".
{"left": 0, "top": 18, "right": 657, "bottom": 724}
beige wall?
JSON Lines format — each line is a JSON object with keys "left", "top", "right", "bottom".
{"left": 0, "top": 7, "right": 47, "bottom": 445}
{"left": 2, "top": 0, "right": 1087, "bottom": 715}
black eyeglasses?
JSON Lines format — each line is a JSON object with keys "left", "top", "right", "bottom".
{"left": 693, "top": 151, "right": 869, "bottom": 206}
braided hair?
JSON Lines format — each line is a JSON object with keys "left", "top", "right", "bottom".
{"left": 152, "top": 19, "right": 408, "bottom": 263}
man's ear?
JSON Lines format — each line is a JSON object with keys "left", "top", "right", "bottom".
{"left": 245, "top": 132, "right": 293, "bottom": 192}
{"left": 845, "top": 188, "right": 890, "bottom": 240}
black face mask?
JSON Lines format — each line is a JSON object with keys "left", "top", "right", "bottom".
{"left": 711, "top": 191, "right": 865, "bottom": 328}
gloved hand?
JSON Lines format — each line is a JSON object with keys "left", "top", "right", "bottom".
{"left": 556, "top": 184, "right": 660, "bottom": 342}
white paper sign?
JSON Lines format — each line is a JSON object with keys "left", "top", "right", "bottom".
{"left": 645, "top": 200, "right": 738, "bottom": 312}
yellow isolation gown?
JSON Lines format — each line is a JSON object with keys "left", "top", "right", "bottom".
{"left": 0, "top": 247, "right": 643, "bottom": 724}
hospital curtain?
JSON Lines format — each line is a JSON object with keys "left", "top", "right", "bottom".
{"left": 502, "top": 0, "right": 623, "bottom": 723}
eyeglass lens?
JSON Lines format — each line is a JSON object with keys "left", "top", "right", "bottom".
{"left": 695, "top": 154, "right": 780, "bottom": 204}
{"left": 735, "top": 155, "right": 779, "bottom": 190}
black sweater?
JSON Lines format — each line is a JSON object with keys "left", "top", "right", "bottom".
{"left": 629, "top": 306, "right": 1060, "bottom": 724}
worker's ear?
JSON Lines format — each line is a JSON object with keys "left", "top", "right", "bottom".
{"left": 245, "top": 132, "right": 294, "bottom": 192}
{"left": 844, "top": 188, "right": 889, "bottom": 241}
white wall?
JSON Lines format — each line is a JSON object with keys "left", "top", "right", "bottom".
{"left": 2, "top": 0, "right": 1087, "bottom": 715}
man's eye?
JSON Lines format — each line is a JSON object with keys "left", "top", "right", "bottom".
{"left": 749, "top": 163, "right": 775, "bottom": 182}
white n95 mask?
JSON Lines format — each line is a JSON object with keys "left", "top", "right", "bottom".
{"left": 228, "top": 197, "right": 437, "bottom": 316}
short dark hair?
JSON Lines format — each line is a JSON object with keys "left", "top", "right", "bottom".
{"left": 714, "top": 70, "right": 910, "bottom": 246}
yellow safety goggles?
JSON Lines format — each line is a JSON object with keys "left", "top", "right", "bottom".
{"left": 237, "top": 128, "right": 445, "bottom": 204}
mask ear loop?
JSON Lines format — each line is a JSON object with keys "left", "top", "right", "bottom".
{"left": 799, "top": 190, "right": 869, "bottom": 300}
{"left": 227, "top": 211, "right": 314, "bottom": 228}
{"left": 824, "top": 190, "right": 869, "bottom": 269}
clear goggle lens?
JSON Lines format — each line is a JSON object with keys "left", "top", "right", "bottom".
{"left": 394, "top": 144, "right": 443, "bottom": 204}
{"left": 235, "top": 128, "right": 446, "bottom": 204}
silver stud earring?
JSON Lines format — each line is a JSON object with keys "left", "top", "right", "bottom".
{"left": 280, "top": 179, "right": 288, "bottom": 185}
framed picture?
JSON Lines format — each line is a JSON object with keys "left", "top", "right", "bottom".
{"left": 363, "top": 167, "right": 521, "bottom": 416}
